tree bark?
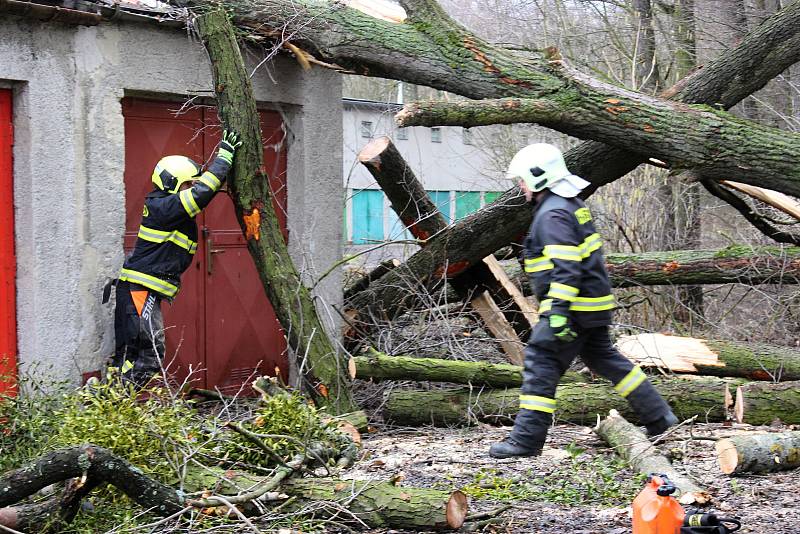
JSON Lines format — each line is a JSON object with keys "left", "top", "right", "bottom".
{"left": 716, "top": 430, "right": 800, "bottom": 475}
{"left": 503, "top": 245, "right": 800, "bottom": 287}
{"left": 344, "top": 259, "right": 401, "bottom": 301}
{"left": 732, "top": 380, "right": 800, "bottom": 425}
{"left": 281, "top": 478, "right": 468, "bottom": 530}
{"left": 596, "top": 410, "right": 710, "bottom": 504}
{"left": 382, "top": 375, "right": 740, "bottom": 427}
{"left": 0, "top": 445, "right": 185, "bottom": 532}
{"left": 395, "top": 92, "right": 800, "bottom": 193}
{"left": 194, "top": 9, "right": 356, "bottom": 413}
{"left": 354, "top": 333, "right": 800, "bottom": 384}
{"left": 225, "top": 1, "right": 800, "bottom": 328}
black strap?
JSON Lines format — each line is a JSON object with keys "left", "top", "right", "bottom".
{"left": 102, "top": 278, "right": 118, "bottom": 304}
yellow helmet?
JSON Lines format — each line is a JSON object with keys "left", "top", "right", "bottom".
{"left": 151, "top": 155, "right": 201, "bottom": 194}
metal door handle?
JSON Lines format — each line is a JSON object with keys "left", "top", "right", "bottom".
{"left": 206, "top": 238, "right": 225, "bottom": 274}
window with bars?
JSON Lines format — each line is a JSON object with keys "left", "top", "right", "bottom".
{"left": 397, "top": 127, "right": 408, "bottom": 140}
{"left": 430, "top": 127, "right": 442, "bottom": 143}
{"left": 462, "top": 128, "right": 473, "bottom": 145}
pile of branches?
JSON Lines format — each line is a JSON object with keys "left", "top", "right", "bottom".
{"left": 0, "top": 376, "right": 467, "bottom": 532}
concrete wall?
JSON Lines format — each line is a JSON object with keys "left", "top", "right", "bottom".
{"left": 0, "top": 15, "right": 343, "bottom": 388}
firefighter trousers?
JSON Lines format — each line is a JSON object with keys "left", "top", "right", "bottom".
{"left": 510, "top": 318, "right": 673, "bottom": 445}
{"left": 112, "top": 280, "right": 165, "bottom": 386}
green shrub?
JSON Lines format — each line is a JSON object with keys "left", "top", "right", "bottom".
{"left": 51, "top": 378, "right": 199, "bottom": 482}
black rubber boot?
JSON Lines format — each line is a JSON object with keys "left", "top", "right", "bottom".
{"left": 645, "top": 410, "right": 678, "bottom": 436}
{"left": 489, "top": 408, "right": 550, "bottom": 458}
{"left": 489, "top": 437, "right": 544, "bottom": 458}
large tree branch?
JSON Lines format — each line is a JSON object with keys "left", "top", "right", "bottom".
{"left": 396, "top": 90, "right": 800, "bottom": 196}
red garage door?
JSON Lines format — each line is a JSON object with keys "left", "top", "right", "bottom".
{"left": 0, "top": 90, "right": 15, "bottom": 396}
{"left": 122, "top": 98, "right": 288, "bottom": 393}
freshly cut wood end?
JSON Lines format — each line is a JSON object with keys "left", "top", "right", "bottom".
{"left": 679, "top": 490, "right": 713, "bottom": 505}
{"left": 348, "top": 356, "right": 357, "bottom": 379}
{"left": 357, "top": 136, "right": 391, "bottom": 163}
{"left": 617, "top": 333, "right": 721, "bottom": 373}
{"left": 345, "top": 0, "right": 407, "bottom": 23}
{"left": 715, "top": 438, "right": 739, "bottom": 475}
{"left": 446, "top": 490, "right": 469, "bottom": 528}
{"left": 734, "top": 386, "right": 744, "bottom": 424}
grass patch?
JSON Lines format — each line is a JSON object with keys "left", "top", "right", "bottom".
{"left": 462, "top": 444, "right": 645, "bottom": 506}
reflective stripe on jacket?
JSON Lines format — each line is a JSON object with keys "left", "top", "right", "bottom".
{"left": 524, "top": 191, "right": 615, "bottom": 328}
{"left": 121, "top": 155, "right": 230, "bottom": 298}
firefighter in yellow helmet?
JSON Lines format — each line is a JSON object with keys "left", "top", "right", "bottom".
{"left": 112, "top": 130, "right": 241, "bottom": 386}
{"left": 489, "top": 143, "right": 676, "bottom": 458}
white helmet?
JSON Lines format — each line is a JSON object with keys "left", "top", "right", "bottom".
{"left": 506, "top": 143, "right": 589, "bottom": 198}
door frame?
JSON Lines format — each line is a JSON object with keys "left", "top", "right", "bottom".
{"left": 0, "top": 89, "right": 16, "bottom": 396}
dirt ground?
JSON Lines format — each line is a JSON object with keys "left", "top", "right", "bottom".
{"left": 343, "top": 420, "right": 800, "bottom": 534}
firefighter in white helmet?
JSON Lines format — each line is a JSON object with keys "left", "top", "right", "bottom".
{"left": 112, "top": 130, "right": 241, "bottom": 387}
{"left": 489, "top": 143, "right": 677, "bottom": 458}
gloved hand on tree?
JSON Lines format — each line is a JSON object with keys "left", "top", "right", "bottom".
{"left": 217, "top": 129, "right": 242, "bottom": 164}
{"left": 549, "top": 313, "right": 577, "bottom": 343}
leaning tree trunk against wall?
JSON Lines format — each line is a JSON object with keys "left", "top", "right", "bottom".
{"left": 194, "top": 9, "right": 356, "bottom": 413}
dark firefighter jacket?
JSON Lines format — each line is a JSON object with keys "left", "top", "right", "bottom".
{"left": 119, "top": 156, "right": 231, "bottom": 298}
{"left": 523, "top": 191, "right": 615, "bottom": 328}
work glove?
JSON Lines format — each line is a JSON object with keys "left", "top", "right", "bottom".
{"left": 217, "top": 129, "right": 242, "bottom": 164}
{"left": 549, "top": 313, "right": 577, "bottom": 343}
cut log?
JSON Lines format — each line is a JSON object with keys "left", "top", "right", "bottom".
{"left": 353, "top": 335, "right": 800, "bottom": 385}
{"left": 195, "top": 9, "right": 355, "bottom": 412}
{"left": 354, "top": 136, "right": 532, "bottom": 360}
{"left": 596, "top": 410, "right": 710, "bottom": 504}
{"left": 732, "top": 380, "right": 800, "bottom": 425}
{"left": 353, "top": 350, "right": 589, "bottom": 388}
{"left": 383, "top": 375, "right": 741, "bottom": 427}
{"left": 716, "top": 430, "right": 800, "bottom": 475}
{"left": 186, "top": 467, "right": 467, "bottom": 529}
{"left": 616, "top": 333, "right": 800, "bottom": 381}
{"left": 282, "top": 478, "right": 468, "bottom": 530}
{"left": 503, "top": 246, "right": 800, "bottom": 288}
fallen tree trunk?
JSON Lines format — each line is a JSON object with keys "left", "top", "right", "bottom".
{"left": 353, "top": 335, "right": 800, "bottom": 385}
{"left": 195, "top": 9, "right": 355, "bottom": 412}
{"left": 383, "top": 375, "right": 740, "bottom": 427}
{"left": 282, "top": 478, "right": 468, "bottom": 530}
{"left": 503, "top": 246, "right": 800, "bottom": 288}
{"left": 733, "top": 380, "right": 800, "bottom": 425}
{"left": 596, "top": 410, "right": 710, "bottom": 504}
{"left": 716, "top": 430, "right": 800, "bottom": 475}
{"left": 293, "top": 2, "right": 800, "bottom": 327}
{"left": 353, "top": 350, "right": 583, "bottom": 388}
